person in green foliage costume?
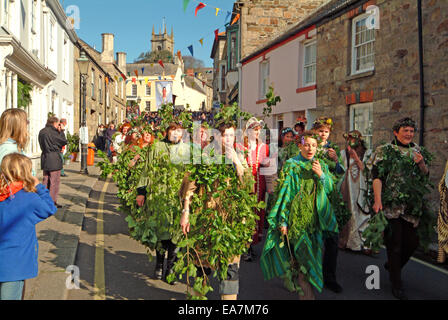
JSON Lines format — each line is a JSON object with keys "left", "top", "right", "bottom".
{"left": 178, "top": 121, "right": 259, "bottom": 300}
{"left": 261, "top": 131, "right": 338, "bottom": 300}
{"left": 136, "top": 122, "right": 189, "bottom": 283}
{"left": 365, "top": 117, "right": 432, "bottom": 300}
{"left": 312, "top": 117, "right": 348, "bottom": 293}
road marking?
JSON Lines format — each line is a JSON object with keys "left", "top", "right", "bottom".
{"left": 380, "top": 245, "right": 448, "bottom": 276}
{"left": 94, "top": 177, "right": 110, "bottom": 300}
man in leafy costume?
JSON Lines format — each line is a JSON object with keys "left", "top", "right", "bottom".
{"left": 136, "top": 121, "right": 190, "bottom": 283}
{"left": 365, "top": 117, "right": 432, "bottom": 300}
{"left": 175, "top": 105, "right": 262, "bottom": 300}
{"left": 261, "top": 131, "right": 338, "bottom": 300}
{"left": 312, "top": 117, "right": 348, "bottom": 293}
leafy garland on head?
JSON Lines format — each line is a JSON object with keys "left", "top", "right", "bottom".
{"left": 362, "top": 142, "right": 436, "bottom": 252}
{"left": 166, "top": 103, "right": 264, "bottom": 300}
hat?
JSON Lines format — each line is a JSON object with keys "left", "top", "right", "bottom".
{"left": 281, "top": 127, "right": 295, "bottom": 136}
{"left": 343, "top": 130, "right": 364, "bottom": 141}
{"left": 245, "top": 117, "right": 264, "bottom": 132}
{"left": 312, "top": 116, "right": 334, "bottom": 129}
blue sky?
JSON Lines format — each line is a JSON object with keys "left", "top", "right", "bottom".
{"left": 63, "top": 0, "right": 235, "bottom": 67}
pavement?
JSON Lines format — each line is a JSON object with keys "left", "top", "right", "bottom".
{"left": 24, "top": 158, "right": 101, "bottom": 300}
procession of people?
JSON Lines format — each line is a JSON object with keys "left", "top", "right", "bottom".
{"left": 0, "top": 102, "right": 446, "bottom": 301}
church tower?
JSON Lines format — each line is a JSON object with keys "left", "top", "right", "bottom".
{"left": 151, "top": 22, "right": 174, "bottom": 56}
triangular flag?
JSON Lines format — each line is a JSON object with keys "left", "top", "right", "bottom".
{"left": 215, "top": 8, "right": 220, "bottom": 16}
{"left": 145, "top": 77, "right": 148, "bottom": 84}
{"left": 139, "top": 80, "right": 143, "bottom": 85}
{"left": 199, "top": 38, "right": 204, "bottom": 46}
{"left": 158, "top": 59, "right": 165, "bottom": 68}
{"left": 202, "top": 81, "right": 205, "bottom": 87}
{"left": 141, "top": 67, "right": 145, "bottom": 74}
{"left": 177, "top": 50, "right": 182, "bottom": 61}
{"left": 121, "top": 73, "right": 126, "bottom": 80}
{"left": 158, "top": 76, "right": 161, "bottom": 80}
{"left": 170, "top": 75, "right": 175, "bottom": 80}
{"left": 132, "top": 78, "right": 136, "bottom": 84}
{"left": 150, "top": 63, "right": 154, "bottom": 67}
{"left": 127, "top": 72, "right": 130, "bottom": 77}
{"left": 188, "top": 45, "right": 194, "bottom": 56}
{"left": 114, "top": 75, "right": 118, "bottom": 81}
{"left": 183, "top": 0, "right": 190, "bottom": 12}
{"left": 105, "top": 77, "right": 109, "bottom": 85}
{"left": 214, "top": 29, "right": 219, "bottom": 42}
{"left": 181, "top": 74, "right": 186, "bottom": 80}
{"left": 147, "top": 82, "right": 151, "bottom": 87}
{"left": 134, "top": 70, "right": 138, "bottom": 77}
{"left": 225, "top": 11, "right": 231, "bottom": 23}
{"left": 195, "top": 2, "right": 206, "bottom": 17}
{"left": 231, "top": 13, "right": 240, "bottom": 25}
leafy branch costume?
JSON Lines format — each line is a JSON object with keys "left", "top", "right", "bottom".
{"left": 173, "top": 146, "right": 261, "bottom": 299}
{"left": 260, "top": 154, "right": 338, "bottom": 293}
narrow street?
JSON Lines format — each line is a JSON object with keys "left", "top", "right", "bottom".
{"left": 67, "top": 177, "right": 448, "bottom": 300}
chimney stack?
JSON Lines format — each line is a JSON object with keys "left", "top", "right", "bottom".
{"left": 116, "top": 52, "right": 127, "bottom": 73}
{"left": 101, "top": 33, "right": 115, "bottom": 63}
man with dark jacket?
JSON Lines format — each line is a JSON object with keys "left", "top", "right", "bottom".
{"left": 38, "top": 116, "right": 67, "bottom": 208}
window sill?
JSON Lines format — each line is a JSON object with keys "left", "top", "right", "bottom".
{"left": 346, "top": 69, "right": 375, "bottom": 81}
{"left": 296, "top": 84, "right": 316, "bottom": 93}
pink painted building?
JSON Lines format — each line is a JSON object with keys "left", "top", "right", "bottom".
{"left": 241, "top": 24, "right": 319, "bottom": 131}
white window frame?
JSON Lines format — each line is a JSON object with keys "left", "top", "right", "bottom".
{"left": 2, "top": 0, "right": 9, "bottom": 28}
{"left": 31, "top": 0, "right": 37, "bottom": 34}
{"left": 302, "top": 40, "right": 316, "bottom": 87}
{"left": 349, "top": 102, "right": 373, "bottom": 149}
{"left": 106, "top": 89, "right": 110, "bottom": 107}
{"left": 146, "top": 101, "right": 151, "bottom": 111}
{"left": 49, "top": 18, "right": 56, "bottom": 51}
{"left": 98, "top": 76, "right": 103, "bottom": 104}
{"left": 91, "top": 69, "right": 95, "bottom": 99}
{"left": 131, "top": 84, "right": 137, "bottom": 96}
{"left": 145, "top": 84, "right": 151, "bottom": 96}
{"left": 351, "top": 13, "right": 375, "bottom": 75}
{"left": 259, "top": 59, "right": 270, "bottom": 99}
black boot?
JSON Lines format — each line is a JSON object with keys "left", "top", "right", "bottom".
{"left": 154, "top": 250, "right": 164, "bottom": 280}
{"left": 164, "top": 242, "right": 179, "bottom": 285}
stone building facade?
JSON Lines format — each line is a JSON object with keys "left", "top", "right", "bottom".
{"left": 74, "top": 34, "right": 127, "bottom": 142}
{"left": 314, "top": 0, "right": 448, "bottom": 207}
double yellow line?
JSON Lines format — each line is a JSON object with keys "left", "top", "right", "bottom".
{"left": 93, "top": 177, "right": 110, "bottom": 300}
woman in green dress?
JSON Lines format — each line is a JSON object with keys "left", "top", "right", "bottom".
{"left": 260, "top": 131, "right": 338, "bottom": 300}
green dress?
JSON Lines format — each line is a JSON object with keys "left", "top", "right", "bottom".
{"left": 260, "top": 154, "right": 338, "bottom": 292}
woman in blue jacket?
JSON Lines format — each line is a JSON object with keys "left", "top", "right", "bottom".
{"left": 0, "top": 153, "right": 56, "bottom": 300}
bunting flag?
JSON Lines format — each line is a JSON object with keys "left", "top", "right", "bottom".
{"left": 145, "top": 77, "right": 149, "bottom": 84}
{"left": 158, "top": 59, "right": 165, "bottom": 68}
{"left": 202, "top": 81, "right": 205, "bottom": 87}
{"left": 147, "top": 82, "right": 151, "bottom": 87}
{"left": 141, "top": 67, "right": 145, "bottom": 74}
{"left": 231, "top": 13, "right": 240, "bottom": 25}
{"left": 199, "top": 38, "right": 204, "bottom": 46}
{"left": 214, "top": 29, "right": 219, "bottom": 42}
{"left": 132, "top": 78, "right": 136, "bottom": 84}
{"left": 134, "top": 70, "right": 138, "bottom": 77}
{"left": 139, "top": 80, "right": 143, "bottom": 85}
{"left": 177, "top": 50, "right": 182, "bottom": 61}
{"left": 151, "top": 63, "right": 154, "bottom": 67}
{"left": 181, "top": 74, "right": 186, "bottom": 80}
{"left": 158, "top": 76, "right": 162, "bottom": 80}
{"left": 114, "top": 75, "right": 118, "bottom": 81}
{"left": 170, "top": 75, "right": 176, "bottom": 80}
{"left": 225, "top": 11, "right": 231, "bottom": 23}
{"left": 127, "top": 72, "right": 131, "bottom": 77}
{"left": 121, "top": 73, "right": 126, "bottom": 80}
{"left": 215, "top": 8, "right": 220, "bottom": 16}
{"left": 188, "top": 45, "right": 194, "bottom": 56}
{"left": 183, "top": 0, "right": 190, "bottom": 12}
{"left": 195, "top": 2, "right": 206, "bottom": 17}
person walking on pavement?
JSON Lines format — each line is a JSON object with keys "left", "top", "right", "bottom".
{"left": 367, "top": 117, "right": 430, "bottom": 300}
{"left": 38, "top": 116, "right": 67, "bottom": 208}
{"left": 0, "top": 153, "right": 57, "bottom": 300}
{"left": 0, "top": 109, "right": 30, "bottom": 165}
{"left": 59, "top": 119, "right": 68, "bottom": 177}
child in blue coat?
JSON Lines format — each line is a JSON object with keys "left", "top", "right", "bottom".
{"left": 0, "top": 153, "right": 57, "bottom": 300}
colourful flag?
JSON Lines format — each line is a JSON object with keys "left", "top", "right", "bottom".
{"left": 141, "top": 67, "right": 145, "bottom": 74}
{"left": 188, "top": 45, "right": 194, "bottom": 56}
{"left": 183, "top": 0, "right": 190, "bottom": 12}
{"left": 214, "top": 29, "right": 219, "bottom": 42}
{"left": 177, "top": 50, "right": 182, "bottom": 61}
{"left": 195, "top": 2, "right": 206, "bottom": 16}
{"left": 231, "top": 13, "right": 240, "bottom": 25}
{"left": 170, "top": 75, "right": 175, "bottom": 80}
{"left": 127, "top": 72, "right": 130, "bottom": 77}
{"left": 134, "top": 70, "right": 138, "bottom": 77}
{"left": 145, "top": 77, "right": 149, "bottom": 84}
{"left": 132, "top": 78, "right": 136, "bottom": 84}
{"left": 199, "top": 38, "right": 204, "bottom": 46}
{"left": 215, "top": 8, "right": 220, "bottom": 16}
{"left": 158, "top": 59, "right": 165, "bottom": 68}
